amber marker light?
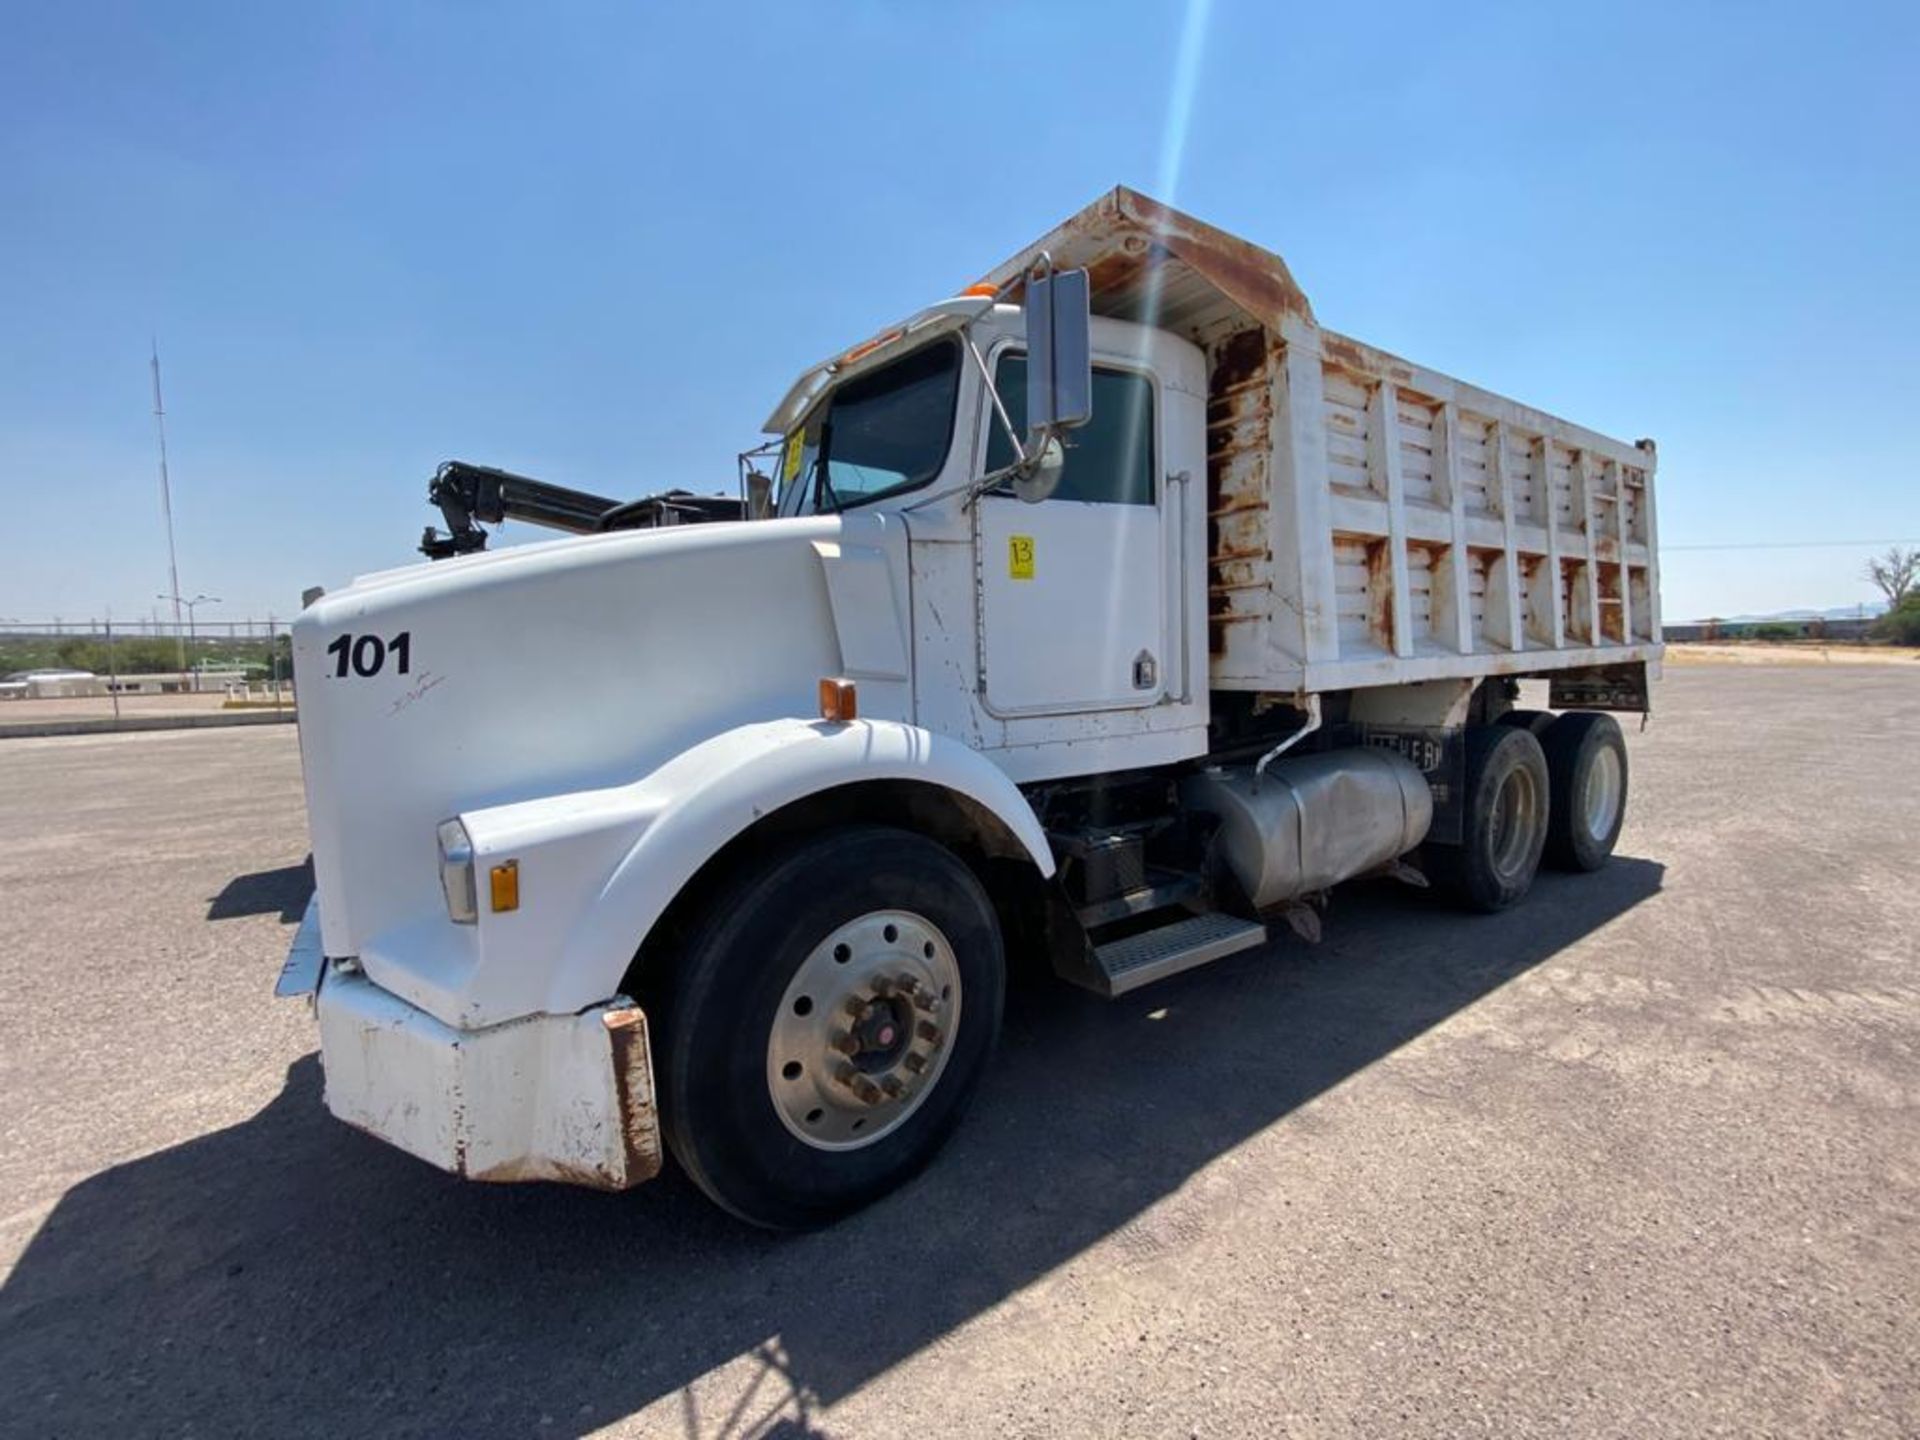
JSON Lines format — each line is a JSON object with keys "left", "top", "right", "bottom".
{"left": 489, "top": 860, "right": 520, "bottom": 913}
{"left": 818, "top": 678, "right": 858, "bottom": 723}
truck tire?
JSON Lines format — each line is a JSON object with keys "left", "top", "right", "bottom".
{"left": 1425, "top": 724, "right": 1550, "bottom": 913}
{"left": 1540, "top": 711, "right": 1628, "bottom": 872}
{"left": 1498, "top": 708, "right": 1555, "bottom": 736}
{"left": 655, "top": 825, "right": 1004, "bottom": 1230}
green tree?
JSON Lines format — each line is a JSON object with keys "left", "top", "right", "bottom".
{"left": 1872, "top": 594, "right": 1920, "bottom": 645}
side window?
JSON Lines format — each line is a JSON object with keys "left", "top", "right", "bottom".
{"left": 983, "top": 354, "right": 1155, "bottom": 505}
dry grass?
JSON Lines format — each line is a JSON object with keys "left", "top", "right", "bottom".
{"left": 1665, "top": 641, "right": 1920, "bottom": 667}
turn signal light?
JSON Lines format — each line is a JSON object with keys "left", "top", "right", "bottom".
{"left": 818, "top": 677, "right": 858, "bottom": 723}
{"left": 489, "top": 860, "right": 520, "bottom": 913}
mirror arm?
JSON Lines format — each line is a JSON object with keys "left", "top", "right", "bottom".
{"left": 903, "top": 455, "right": 1029, "bottom": 516}
{"left": 903, "top": 335, "right": 1049, "bottom": 515}
{"left": 964, "top": 335, "right": 1029, "bottom": 469}
{"left": 906, "top": 257, "right": 1083, "bottom": 514}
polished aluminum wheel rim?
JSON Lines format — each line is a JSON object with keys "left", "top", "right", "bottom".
{"left": 766, "top": 909, "right": 961, "bottom": 1152}
{"left": 1489, "top": 765, "right": 1541, "bottom": 881}
{"left": 1581, "top": 746, "right": 1624, "bottom": 843}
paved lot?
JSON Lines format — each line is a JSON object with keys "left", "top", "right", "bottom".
{"left": 1, "top": 666, "right": 1915, "bottom": 1438}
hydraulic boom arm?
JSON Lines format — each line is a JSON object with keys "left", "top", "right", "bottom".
{"left": 420, "top": 460, "right": 745, "bottom": 559}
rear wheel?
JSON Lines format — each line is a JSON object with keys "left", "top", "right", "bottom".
{"left": 1426, "top": 724, "right": 1550, "bottom": 913}
{"left": 1541, "top": 711, "right": 1629, "bottom": 871}
{"left": 655, "top": 826, "right": 1004, "bottom": 1230}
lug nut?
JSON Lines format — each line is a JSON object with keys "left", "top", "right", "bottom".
{"left": 913, "top": 991, "right": 937, "bottom": 1013}
{"left": 894, "top": 974, "right": 920, "bottom": 995}
{"left": 916, "top": 1020, "right": 941, "bottom": 1045}
{"left": 870, "top": 976, "right": 894, "bottom": 998}
{"left": 831, "top": 1031, "right": 860, "bottom": 1056}
{"left": 851, "top": 1075, "right": 883, "bottom": 1104}
{"left": 843, "top": 995, "right": 866, "bottom": 1018}
{"left": 903, "top": 1052, "right": 928, "bottom": 1075}
{"left": 833, "top": 1062, "right": 857, "bottom": 1087}
{"left": 880, "top": 1075, "right": 906, "bottom": 1099}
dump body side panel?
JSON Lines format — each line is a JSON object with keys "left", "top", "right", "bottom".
{"left": 1228, "top": 324, "right": 1662, "bottom": 694}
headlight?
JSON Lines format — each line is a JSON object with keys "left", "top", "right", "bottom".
{"left": 436, "top": 818, "right": 478, "bottom": 924}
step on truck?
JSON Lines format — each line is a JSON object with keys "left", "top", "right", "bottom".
{"left": 280, "top": 187, "right": 1662, "bottom": 1228}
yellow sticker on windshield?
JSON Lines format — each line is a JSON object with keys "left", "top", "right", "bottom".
{"left": 781, "top": 432, "right": 804, "bottom": 483}
{"left": 1009, "top": 535, "right": 1035, "bottom": 580}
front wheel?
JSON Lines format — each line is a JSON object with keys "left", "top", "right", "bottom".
{"left": 655, "top": 826, "right": 1004, "bottom": 1229}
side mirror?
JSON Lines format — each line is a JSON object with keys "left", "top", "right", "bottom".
{"left": 1024, "top": 264, "right": 1091, "bottom": 436}
{"left": 744, "top": 468, "right": 774, "bottom": 519}
{"left": 1013, "top": 435, "right": 1066, "bottom": 504}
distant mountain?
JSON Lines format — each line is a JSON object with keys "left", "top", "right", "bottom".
{"left": 1682, "top": 601, "right": 1888, "bottom": 625}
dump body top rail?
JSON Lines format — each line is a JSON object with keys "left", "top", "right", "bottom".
{"left": 979, "top": 187, "right": 1662, "bottom": 696}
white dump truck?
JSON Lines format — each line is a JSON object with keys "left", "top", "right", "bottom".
{"left": 280, "top": 188, "right": 1661, "bottom": 1227}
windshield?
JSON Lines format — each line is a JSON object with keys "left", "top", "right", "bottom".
{"left": 778, "top": 339, "right": 961, "bottom": 515}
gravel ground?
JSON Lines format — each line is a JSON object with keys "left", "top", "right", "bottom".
{"left": 0, "top": 665, "right": 1915, "bottom": 1439}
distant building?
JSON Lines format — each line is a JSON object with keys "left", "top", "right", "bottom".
{"left": 0, "top": 669, "right": 109, "bottom": 699}
{"left": 106, "top": 668, "right": 254, "bottom": 695}
{"left": 0, "top": 666, "right": 263, "bottom": 699}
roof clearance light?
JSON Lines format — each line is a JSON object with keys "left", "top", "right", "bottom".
{"left": 962, "top": 282, "right": 999, "bottom": 298}
{"left": 838, "top": 327, "right": 905, "bottom": 367}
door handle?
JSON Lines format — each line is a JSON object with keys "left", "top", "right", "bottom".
{"left": 1167, "top": 469, "right": 1191, "bottom": 702}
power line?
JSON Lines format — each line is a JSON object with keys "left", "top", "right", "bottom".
{"left": 1662, "top": 538, "right": 1919, "bottom": 552}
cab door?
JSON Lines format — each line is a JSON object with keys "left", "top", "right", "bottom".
{"left": 975, "top": 353, "right": 1167, "bottom": 716}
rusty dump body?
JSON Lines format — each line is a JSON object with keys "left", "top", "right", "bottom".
{"left": 980, "top": 187, "right": 1662, "bottom": 697}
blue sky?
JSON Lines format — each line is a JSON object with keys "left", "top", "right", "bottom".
{"left": 2, "top": 0, "right": 1914, "bottom": 626}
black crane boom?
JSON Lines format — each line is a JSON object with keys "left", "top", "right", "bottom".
{"left": 420, "top": 460, "right": 745, "bottom": 559}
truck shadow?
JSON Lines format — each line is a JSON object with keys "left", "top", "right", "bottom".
{"left": 2, "top": 859, "right": 1661, "bottom": 1439}
{"left": 206, "top": 854, "right": 314, "bottom": 923}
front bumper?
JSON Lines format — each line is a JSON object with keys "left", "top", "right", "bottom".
{"left": 310, "top": 958, "right": 663, "bottom": 1191}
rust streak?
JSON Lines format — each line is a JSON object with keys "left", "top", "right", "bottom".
{"left": 604, "top": 1006, "right": 664, "bottom": 1186}
{"left": 1115, "top": 189, "right": 1315, "bottom": 325}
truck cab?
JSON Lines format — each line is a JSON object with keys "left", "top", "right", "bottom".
{"left": 283, "top": 188, "right": 1657, "bottom": 1227}
{"left": 761, "top": 298, "right": 1211, "bottom": 775}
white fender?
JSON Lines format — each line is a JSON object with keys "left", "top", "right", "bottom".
{"left": 535, "top": 717, "right": 1053, "bottom": 1016}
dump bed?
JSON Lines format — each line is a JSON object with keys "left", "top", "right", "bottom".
{"left": 982, "top": 188, "right": 1662, "bottom": 696}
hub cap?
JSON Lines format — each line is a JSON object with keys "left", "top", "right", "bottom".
{"left": 766, "top": 909, "right": 961, "bottom": 1151}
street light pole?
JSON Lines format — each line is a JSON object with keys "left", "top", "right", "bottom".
{"left": 158, "top": 593, "right": 220, "bottom": 692}
{"left": 151, "top": 344, "right": 185, "bottom": 668}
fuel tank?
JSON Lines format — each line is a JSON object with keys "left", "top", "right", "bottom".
{"left": 1181, "top": 747, "right": 1432, "bottom": 909}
